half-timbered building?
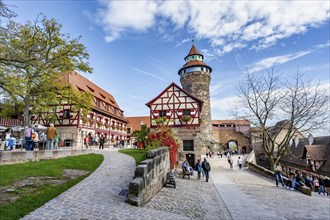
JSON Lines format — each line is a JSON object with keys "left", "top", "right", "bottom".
{"left": 31, "top": 71, "right": 128, "bottom": 146}
{"left": 146, "top": 82, "right": 205, "bottom": 166}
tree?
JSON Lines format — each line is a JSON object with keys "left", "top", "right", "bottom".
{"left": 0, "top": 15, "right": 93, "bottom": 126}
{"left": 235, "top": 68, "right": 328, "bottom": 170}
{"left": 131, "top": 125, "right": 150, "bottom": 148}
{"left": 0, "top": 0, "right": 16, "bottom": 20}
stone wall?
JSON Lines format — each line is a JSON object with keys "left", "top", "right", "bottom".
{"left": 126, "top": 147, "right": 170, "bottom": 206}
{"left": 246, "top": 151, "right": 311, "bottom": 196}
{"left": 180, "top": 71, "right": 213, "bottom": 148}
{"left": 212, "top": 130, "right": 252, "bottom": 152}
{"left": 0, "top": 149, "right": 92, "bottom": 165}
{"left": 173, "top": 126, "right": 203, "bottom": 166}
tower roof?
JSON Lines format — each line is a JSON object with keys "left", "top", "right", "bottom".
{"left": 185, "top": 44, "right": 204, "bottom": 60}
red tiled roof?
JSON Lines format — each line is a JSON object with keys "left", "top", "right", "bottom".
{"left": 182, "top": 60, "right": 209, "bottom": 68}
{"left": 126, "top": 116, "right": 150, "bottom": 133}
{"left": 62, "top": 71, "right": 127, "bottom": 122}
{"left": 212, "top": 120, "right": 250, "bottom": 126}
{"left": 185, "top": 44, "right": 203, "bottom": 59}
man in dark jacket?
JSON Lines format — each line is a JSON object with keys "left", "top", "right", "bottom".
{"left": 202, "top": 158, "right": 211, "bottom": 182}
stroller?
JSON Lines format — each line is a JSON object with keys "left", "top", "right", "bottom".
{"left": 164, "top": 169, "right": 176, "bottom": 188}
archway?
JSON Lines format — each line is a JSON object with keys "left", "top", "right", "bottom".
{"left": 227, "top": 140, "right": 238, "bottom": 151}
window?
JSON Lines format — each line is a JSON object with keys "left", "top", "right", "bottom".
{"left": 183, "top": 109, "right": 190, "bottom": 116}
{"left": 159, "top": 110, "right": 166, "bottom": 117}
{"left": 183, "top": 140, "right": 194, "bottom": 151}
{"left": 95, "top": 99, "right": 100, "bottom": 107}
{"left": 105, "top": 104, "right": 109, "bottom": 111}
{"left": 63, "top": 110, "right": 70, "bottom": 119}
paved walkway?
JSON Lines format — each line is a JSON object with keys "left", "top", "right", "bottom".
{"left": 209, "top": 154, "right": 330, "bottom": 220}
{"left": 22, "top": 149, "right": 330, "bottom": 220}
{"left": 22, "top": 148, "right": 187, "bottom": 220}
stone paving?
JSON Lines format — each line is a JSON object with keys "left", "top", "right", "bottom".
{"left": 21, "top": 149, "right": 330, "bottom": 220}
{"left": 22, "top": 149, "right": 187, "bottom": 220}
{"left": 209, "top": 154, "right": 330, "bottom": 220}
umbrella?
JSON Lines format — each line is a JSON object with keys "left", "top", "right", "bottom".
{"left": 33, "top": 124, "right": 47, "bottom": 130}
{"left": 11, "top": 126, "right": 24, "bottom": 132}
{"left": 0, "top": 125, "right": 7, "bottom": 131}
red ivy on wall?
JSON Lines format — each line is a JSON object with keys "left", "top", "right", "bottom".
{"left": 147, "top": 126, "right": 178, "bottom": 169}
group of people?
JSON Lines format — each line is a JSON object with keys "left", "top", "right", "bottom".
{"left": 24, "top": 124, "right": 59, "bottom": 151}
{"left": 84, "top": 133, "right": 106, "bottom": 150}
{"left": 274, "top": 163, "right": 330, "bottom": 195}
{"left": 182, "top": 158, "right": 211, "bottom": 182}
{"left": 0, "top": 124, "right": 59, "bottom": 151}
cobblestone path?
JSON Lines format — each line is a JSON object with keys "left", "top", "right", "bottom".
{"left": 22, "top": 150, "right": 330, "bottom": 220}
{"left": 22, "top": 150, "right": 188, "bottom": 220}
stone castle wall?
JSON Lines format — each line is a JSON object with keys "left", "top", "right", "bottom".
{"left": 180, "top": 71, "right": 213, "bottom": 148}
{"left": 173, "top": 126, "right": 204, "bottom": 166}
{"left": 0, "top": 149, "right": 92, "bottom": 165}
{"left": 212, "top": 130, "right": 252, "bottom": 152}
{"left": 126, "top": 147, "right": 169, "bottom": 206}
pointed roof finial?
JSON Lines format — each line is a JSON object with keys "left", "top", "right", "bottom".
{"left": 192, "top": 37, "right": 194, "bottom": 45}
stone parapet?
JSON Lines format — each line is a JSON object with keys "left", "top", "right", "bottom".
{"left": 126, "top": 147, "right": 170, "bottom": 206}
{"left": 0, "top": 149, "right": 92, "bottom": 165}
{"left": 246, "top": 151, "right": 311, "bottom": 196}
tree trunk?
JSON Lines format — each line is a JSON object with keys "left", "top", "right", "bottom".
{"left": 23, "top": 99, "right": 30, "bottom": 127}
{"left": 268, "top": 156, "right": 275, "bottom": 171}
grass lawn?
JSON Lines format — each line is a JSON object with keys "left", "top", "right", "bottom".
{"left": 0, "top": 153, "right": 103, "bottom": 220}
{"left": 118, "top": 148, "right": 147, "bottom": 164}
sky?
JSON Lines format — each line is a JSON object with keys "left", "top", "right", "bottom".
{"left": 5, "top": 0, "right": 330, "bottom": 129}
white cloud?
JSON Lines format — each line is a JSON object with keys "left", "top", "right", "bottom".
{"left": 97, "top": 0, "right": 158, "bottom": 42}
{"left": 250, "top": 50, "right": 312, "bottom": 73}
{"left": 249, "top": 41, "right": 330, "bottom": 72}
{"left": 97, "top": 1, "right": 329, "bottom": 54}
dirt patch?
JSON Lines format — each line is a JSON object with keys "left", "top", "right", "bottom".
{"left": 0, "top": 169, "right": 90, "bottom": 205}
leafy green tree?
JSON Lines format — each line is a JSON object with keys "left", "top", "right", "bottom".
{"left": 131, "top": 125, "right": 150, "bottom": 148}
{"left": 0, "top": 15, "right": 93, "bottom": 126}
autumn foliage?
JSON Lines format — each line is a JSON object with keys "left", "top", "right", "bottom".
{"left": 147, "top": 126, "right": 178, "bottom": 169}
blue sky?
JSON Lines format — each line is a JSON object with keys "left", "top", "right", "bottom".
{"left": 7, "top": 0, "right": 330, "bottom": 121}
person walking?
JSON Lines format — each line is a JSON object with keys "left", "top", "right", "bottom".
{"left": 237, "top": 157, "right": 243, "bottom": 169}
{"left": 99, "top": 135, "right": 105, "bottom": 150}
{"left": 202, "top": 158, "right": 211, "bottom": 182}
{"left": 274, "top": 163, "right": 285, "bottom": 188}
{"left": 45, "top": 124, "right": 57, "bottom": 150}
{"left": 195, "top": 159, "right": 202, "bottom": 180}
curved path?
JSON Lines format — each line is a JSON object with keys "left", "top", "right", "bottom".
{"left": 22, "top": 149, "right": 330, "bottom": 220}
{"left": 22, "top": 149, "right": 188, "bottom": 220}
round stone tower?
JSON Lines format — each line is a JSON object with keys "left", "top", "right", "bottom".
{"left": 178, "top": 43, "right": 213, "bottom": 148}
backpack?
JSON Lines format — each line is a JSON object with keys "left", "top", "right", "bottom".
{"left": 31, "top": 132, "right": 36, "bottom": 140}
{"left": 24, "top": 128, "right": 32, "bottom": 137}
